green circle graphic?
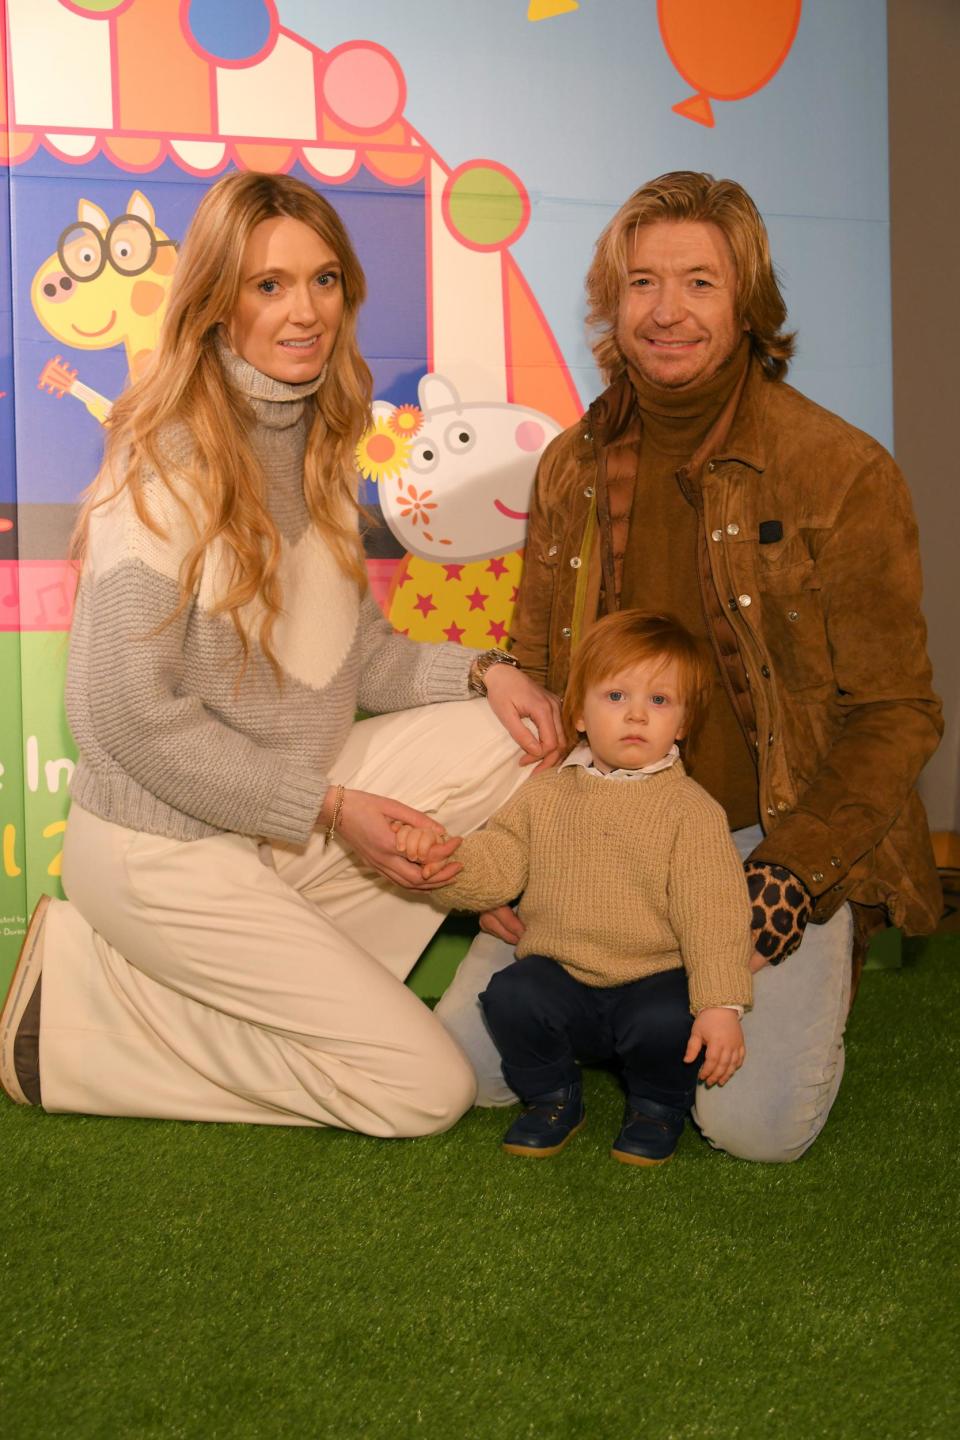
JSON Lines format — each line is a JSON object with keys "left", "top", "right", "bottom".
{"left": 446, "top": 166, "right": 525, "bottom": 248}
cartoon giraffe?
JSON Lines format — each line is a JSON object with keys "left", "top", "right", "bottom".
{"left": 31, "top": 191, "right": 177, "bottom": 425}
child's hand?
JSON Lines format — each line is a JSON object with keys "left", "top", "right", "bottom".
{"left": 684, "top": 1008, "right": 745, "bottom": 1088}
{"left": 391, "top": 821, "right": 463, "bottom": 880}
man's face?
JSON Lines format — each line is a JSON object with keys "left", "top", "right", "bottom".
{"left": 616, "top": 219, "right": 746, "bottom": 390}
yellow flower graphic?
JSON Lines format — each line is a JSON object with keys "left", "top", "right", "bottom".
{"left": 355, "top": 418, "right": 411, "bottom": 482}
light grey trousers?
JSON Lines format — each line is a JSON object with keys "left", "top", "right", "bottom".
{"left": 435, "top": 825, "right": 854, "bottom": 1163}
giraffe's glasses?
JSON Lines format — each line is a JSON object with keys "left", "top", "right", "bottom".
{"left": 55, "top": 215, "right": 178, "bottom": 284}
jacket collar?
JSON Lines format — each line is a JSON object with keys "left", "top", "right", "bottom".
{"left": 586, "top": 352, "right": 774, "bottom": 473}
{"left": 707, "top": 356, "right": 771, "bottom": 473}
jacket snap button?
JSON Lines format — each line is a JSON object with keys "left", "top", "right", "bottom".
{"left": 776, "top": 800, "right": 789, "bottom": 812}
{"left": 767, "top": 732, "right": 774, "bottom": 745}
{"left": 584, "top": 487, "right": 594, "bottom": 498}
{"left": 738, "top": 593, "right": 752, "bottom": 607}
{"left": 570, "top": 556, "right": 582, "bottom": 569}
{"left": 787, "top": 609, "right": 799, "bottom": 622}
{"left": 583, "top": 430, "right": 592, "bottom": 442}
{"left": 728, "top": 597, "right": 738, "bottom": 611}
{"left": 711, "top": 529, "right": 723, "bottom": 542}
{"left": 766, "top": 807, "right": 775, "bottom": 818}
{"left": 761, "top": 664, "right": 771, "bottom": 678}
{"left": 707, "top": 461, "right": 716, "bottom": 473}
{"left": 561, "top": 627, "right": 572, "bottom": 638}
{"left": 811, "top": 871, "right": 824, "bottom": 883}
{"left": 726, "top": 522, "right": 740, "bottom": 536}
{"left": 831, "top": 856, "right": 842, "bottom": 868}
{"left": 547, "top": 544, "right": 558, "bottom": 557}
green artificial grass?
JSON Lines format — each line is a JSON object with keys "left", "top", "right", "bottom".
{"left": 3, "top": 941, "right": 958, "bottom": 1440}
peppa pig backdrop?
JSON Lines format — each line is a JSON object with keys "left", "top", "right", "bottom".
{"left": 0, "top": 0, "right": 893, "bottom": 977}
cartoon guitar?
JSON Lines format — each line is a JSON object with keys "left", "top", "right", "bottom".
{"left": 38, "top": 356, "right": 112, "bottom": 424}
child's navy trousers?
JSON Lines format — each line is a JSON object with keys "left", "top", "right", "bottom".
{"left": 480, "top": 954, "right": 701, "bottom": 1110}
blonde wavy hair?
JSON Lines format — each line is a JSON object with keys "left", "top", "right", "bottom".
{"left": 71, "top": 171, "right": 373, "bottom": 674}
{"left": 586, "top": 171, "right": 796, "bottom": 383}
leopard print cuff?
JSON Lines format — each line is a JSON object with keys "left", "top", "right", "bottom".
{"left": 744, "top": 862, "right": 812, "bottom": 965}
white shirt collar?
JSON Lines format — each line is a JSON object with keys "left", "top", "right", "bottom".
{"left": 561, "top": 742, "right": 681, "bottom": 780}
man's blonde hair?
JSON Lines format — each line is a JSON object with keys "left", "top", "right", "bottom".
{"left": 586, "top": 170, "right": 795, "bottom": 383}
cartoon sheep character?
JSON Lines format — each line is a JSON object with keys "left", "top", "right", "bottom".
{"left": 356, "top": 374, "right": 561, "bottom": 647}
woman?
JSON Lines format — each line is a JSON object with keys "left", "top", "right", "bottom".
{"left": 0, "top": 172, "right": 561, "bottom": 1136}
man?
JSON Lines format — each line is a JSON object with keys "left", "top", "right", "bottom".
{"left": 436, "top": 171, "right": 942, "bottom": 1163}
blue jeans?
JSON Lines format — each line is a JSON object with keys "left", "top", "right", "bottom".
{"left": 435, "top": 826, "right": 853, "bottom": 1163}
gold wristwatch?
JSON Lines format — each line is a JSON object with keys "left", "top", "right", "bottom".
{"left": 467, "top": 648, "right": 521, "bottom": 697}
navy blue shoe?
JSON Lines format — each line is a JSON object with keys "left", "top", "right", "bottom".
{"left": 502, "top": 1082, "right": 585, "bottom": 1158}
{"left": 611, "top": 1098, "right": 686, "bottom": 1167}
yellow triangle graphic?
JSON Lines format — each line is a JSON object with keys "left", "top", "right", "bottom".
{"left": 528, "top": 0, "right": 580, "bottom": 21}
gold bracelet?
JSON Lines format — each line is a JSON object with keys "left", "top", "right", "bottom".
{"left": 325, "top": 784, "right": 345, "bottom": 844}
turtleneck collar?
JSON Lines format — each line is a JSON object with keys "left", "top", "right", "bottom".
{"left": 626, "top": 336, "right": 751, "bottom": 456}
{"left": 215, "top": 331, "right": 327, "bottom": 430}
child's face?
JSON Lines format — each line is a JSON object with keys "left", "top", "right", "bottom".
{"left": 575, "top": 656, "right": 687, "bottom": 773}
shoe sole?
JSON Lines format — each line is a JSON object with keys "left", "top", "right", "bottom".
{"left": 610, "top": 1145, "right": 673, "bottom": 1167}
{"left": 0, "top": 894, "right": 50, "bottom": 1106}
{"left": 502, "top": 1116, "right": 586, "bottom": 1158}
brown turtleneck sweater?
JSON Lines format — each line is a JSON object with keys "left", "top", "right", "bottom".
{"left": 621, "top": 340, "right": 760, "bottom": 831}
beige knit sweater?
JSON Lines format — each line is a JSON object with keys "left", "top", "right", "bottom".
{"left": 439, "top": 762, "right": 753, "bottom": 1013}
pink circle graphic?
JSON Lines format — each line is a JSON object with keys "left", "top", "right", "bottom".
{"left": 321, "top": 43, "right": 406, "bottom": 133}
{"left": 515, "top": 420, "right": 545, "bottom": 452}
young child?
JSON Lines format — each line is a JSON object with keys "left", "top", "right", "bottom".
{"left": 394, "top": 612, "right": 753, "bottom": 1166}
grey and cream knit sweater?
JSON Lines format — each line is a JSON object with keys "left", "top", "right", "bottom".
{"left": 438, "top": 763, "right": 753, "bottom": 1013}
{"left": 66, "top": 345, "right": 475, "bottom": 847}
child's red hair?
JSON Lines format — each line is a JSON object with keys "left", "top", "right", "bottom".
{"left": 561, "top": 611, "right": 714, "bottom": 759}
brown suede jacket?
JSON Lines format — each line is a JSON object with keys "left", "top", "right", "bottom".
{"left": 509, "top": 356, "right": 943, "bottom": 935}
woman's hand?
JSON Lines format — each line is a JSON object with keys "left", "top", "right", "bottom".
{"left": 321, "top": 788, "right": 463, "bottom": 890}
{"left": 482, "top": 664, "right": 565, "bottom": 773}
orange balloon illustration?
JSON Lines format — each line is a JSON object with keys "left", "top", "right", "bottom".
{"left": 658, "top": 0, "right": 803, "bottom": 127}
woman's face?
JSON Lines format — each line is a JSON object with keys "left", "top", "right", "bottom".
{"left": 227, "top": 215, "right": 345, "bottom": 383}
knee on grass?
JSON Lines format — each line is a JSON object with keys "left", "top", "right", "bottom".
{"left": 693, "top": 1098, "right": 827, "bottom": 1165}
{"left": 392, "top": 1039, "right": 478, "bottom": 1138}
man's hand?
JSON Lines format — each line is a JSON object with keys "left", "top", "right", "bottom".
{"left": 479, "top": 904, "right": 526, "bottom": 946}
{"left": 482, "top": 664, "right": 565, "bottom": 773}
{"left": 745, "top": 861, "right": 812, "bottom": 966}
{"left": 684, "top": 1008, "right": 746, "bottom": 1087}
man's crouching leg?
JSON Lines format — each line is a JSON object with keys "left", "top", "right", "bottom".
{"left": 435, "top": 931, "right": 519, "bottom": 1108}
{"left": 693, "top": 904, "right": 854, "bottom": 1163}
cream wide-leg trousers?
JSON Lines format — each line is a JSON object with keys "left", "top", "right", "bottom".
{"left": 41, "top": 700, "right": 527, "bottom": 1137}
